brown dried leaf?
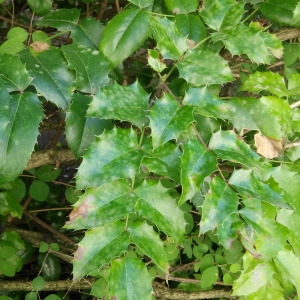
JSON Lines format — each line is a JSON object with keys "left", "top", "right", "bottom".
{"left": 254, "top": 133, "right": 282, "bottom": 159}
{"left": 30, "top": 41, "right": 50, "bottom": 52}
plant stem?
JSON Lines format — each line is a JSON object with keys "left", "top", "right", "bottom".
{"left": 193, "top": 35, "right": 212, "bottom": 50}
{"left": 241, "top": 7, "right": 259, "bottom": 24}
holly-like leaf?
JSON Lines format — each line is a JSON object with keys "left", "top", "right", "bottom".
{"left": 73, "top": 221, "right": 130, "bottom": 280}
{"left": 109, "top": 257, "right": 153, "bottom": 300}
{"left": 212, "top": 24, "right": 283, "bottom": 64}
{"left": 200, "top": 176, "right": 239, "bottom": 234}
{"left": 0, "top": 92, "right": 43, "bottom": 185}
{"left": 0, "top": 54, "right": 32, "bottom": 92}
{"left": 149, "top": 93, "right": 194, "bottom": 149}
{"left": 177, "top": 48, "right": 234, "bottom": 86}
{"left": 150, "top": 16, "right": 188, "bottom": 60}
{"left": 19, "top": 47, "right": 75, "bottom": 110}
{"left": 76, "top": 127, "right": 147, "bottom": 189}
{"left": 179, "top": 138, "right": 217, "bottom": 205}
{"left": 183, "top": 87, "right": 229, "bottom": 118}
{"left": 65, "top": 179, "right": 137, "bottom": 229}
{"left": 100, "top": 9, "right": 150, "bottom": 66}
{"left": 87, "top": 81, "right": 149, "bottom": 128}
{"left": 209, "top": 130, "right": 261, "bottom": 168}
{"left": 241, "top": 71, "right": 288, "bottom": 98}
{"left": 134, "top": 180, "right": 186, "bottom": 243}
{"left": 128, "top": 221, "right": 169, "bottom": 273}
{"left": 61, "top": 44, "right": 110, "bottom": 94}
{"left": 27, "top": 0, "right": 52, "bottom": 16}
{"left": 229, "top": 169, "right": 289, "bottom": 208}
{"left": 0, "top": 192, "right": 23, "bottom": 218}
{"left": 65, "top": 93, "right": 113, "bottom": 159}
{"left": 226, "top": 97, "right": 282, "bottom": 140}
{"left": 200, "top": 0, "right": 245, "bottom": 31}
{"left": 165, "top": 0, "right": 198, "bottom": 14}
{"left": 129, "top": 0, "right": 153, "bottom": 8}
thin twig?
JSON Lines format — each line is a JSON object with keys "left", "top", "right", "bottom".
{"left": 115, "top": 0, "right": 120, "bottom": 12}
{"left": 97, "top": 0, "right": 108, "bottom": 21}
{"left": 284, "top": 141, "right": 300, "bottom": 149}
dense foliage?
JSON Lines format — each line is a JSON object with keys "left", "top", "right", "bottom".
{"left": 1, "top": 0, "right": 300, "bottom": 299}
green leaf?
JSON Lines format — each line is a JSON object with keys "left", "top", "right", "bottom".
{"left": 0, "top": 260, "right": 16, "bottom": 277}
{"left": 100, "top": 9, "right": 150, "bottom": 66}
{"left": 32, "top": 276, "right": 46, "bottom": 291}
{"left": 65, "top": 179, "right": 137, "bottom": 229}
{"left": 0, "top": 92, "right": 43, "bottom": 185}
{"left": 179, "top": 138, "right": 217, "bottom": 205}
{"left": 19, "top": 47, "right": 75, "bottom": 110}
{"left": 87, "top": 81, "right": 149, "bottom": 128}
{"left": 0, "top": 40, "right": 25, "bottom": 55}
{"left": 134, "top": 180, "right": 186, "bottom": 243}
{"left": 175, "top": 15, "right": 206, "bottom": 44}
{"left": 0, "top": 246, "right": 15, "bottom": 259}
{"left": 38, "top": 253, "right": 61, "bottom": 281}
{"left": 109, "top": 257, "right": 153, "bottom": 300}
{"left": 209, "top": 130, "right": 261, "bottom": 168}
{"left": 32, "top": 31, "right": 50, "bottom": 45}
{"left": 65, "top": 93, "right": 112, "bottom": 159}
{"left": 128, "top": 221, "right": 169, "bottom": 273}
{"left": 241, "top": 71, "right": 288, "bottom": 98}
{"left": 165, "top": 0, "right": 198, "bottom": 14}
{"left": 200, "top": 266, "right": 219, "bottom": 288}
{"left": 76, "top": 127, "right": 147, "bottom": 189}
{"left": 200, "top": 0, "right": 245, "bottom": 31}
{"left": 61, "top": 44, "right": 109, "bottom": 94}
{"left": 35, "top": 8, "right": 80, "bottom": 31}
{"left": 149, "top": 93, "right": 194, "bottom": 149}
{"left": 73, "top": 221, "right": 130, "bottom": 280}
{"left": 0, "top": 54, "right": 31, "bottom": 92}
{"left": 27, "top": 0, "right": 52, "bottom": 16}
{"left": 229, "top": 169, "right": 288, "bottom": 208}
{"left": 2, "top": 230, "right": 25, "bottom": 251}
{"left": 7, "top": 27, "right": 28, "bottom": 42}
{"left": 177, "top": 48, "right": 234, "bottom": 86}
{"left": 90, "top": 278, "right": 108, "bottom": 298}
{"left": 29, "top": 180, "right": 50, "bottom": 202}
{"left": 129, "top": 0, "right": 153, "bottom": 8}
{"left": 25, "top": 292, "right": 38, "bottom": 300}
{"left": 212, "top": 24, "right": 283, "bottom": 64}
{"left": 147, "top": 49, "right": 166, "bottom": 73}
{"left": 150, "top": 16, "right": 188, "bottom": 60}
{"left": 36, "top": 165, "right": 61, "bottom": 182}
{"left": 226, "top": 97, "right": 282, "bottom": 140}
{"left": 200, "top": 176, "right": 239, "bottom": 234}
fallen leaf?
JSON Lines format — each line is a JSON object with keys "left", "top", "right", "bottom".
{"left": 254, "top": 133, "right": 282, "bottom": 158}
{"left": 30, "top": 41, "right": 50, "bottom": 52}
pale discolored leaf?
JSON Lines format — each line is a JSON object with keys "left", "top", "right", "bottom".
{"left": 177, "top": 48, "right": 234, "bottom": 86}
{"left": 61, "top": 44, "right": 110, "bottom": 94}
{"left": 165, "top": 0, "right": 198, "bottom": 14}
{"left": 179, "top": 138, "right": 217, "bottom": 205}
{"left": 128, "top": 221, "right": 169, "bottom": 273}
{"left": 134, "top": 180, "right": 186, "bottom": 243}
{"left": 254, "top": 133, "right": 282, "bottom": 159}
{"left": 73, "top": 221, "right": 130, "bottom": 280}
{"left": 19, "top": 47, "right": 75, "bottom": 110}
{"left": 100, "top": 9, "right": 150, "bottom": 66}
{"left": 149, "top": 93, "right": 194, "bottom": 149}
{"left": 0, "top": 92, "right": 43, "bottom": 185}
{"left": 150, "top": 16, "right": 188, "bottom": 60}
{"left": 109, "top": 257, "right": 153, "bottom": 300}
{"left": 65, "top": 179, "right": 137, "bottom": 229}
{"left": 30, "top": 42, "right": 50, "bottom": 53}
{"left": 209, "top": 130, "right": 261, "bottom": 168}
{"left": 200, "top": 177, "right": 239, "bottom": 234}
{"left": 76, "top": 127, "right": 147, "bottom": 189}
{"left": 65, "top": 93, "right": 113, "bottom": 159}
{"left": 87, "top": 81, "right": 149, "bottom": 128}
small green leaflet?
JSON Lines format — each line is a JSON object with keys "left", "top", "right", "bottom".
{"left": 149, "top": 93, "right": 194, "bottom": 149}
{"left": 0, "top": 192, "right": 23, "bottom": 218}
{"left": 0, "top": 92, "right": 43, "bottom": 185}
{"left": 150, "top": 16, "right": 188, "bottom": 60}
{"left": 61, "top": 44, "right": 110, "bottom": 94}
{"left": 212, "top": 24, "right": 283, "bottom": 64}
{"left": 19, "top": 47, "right": 75, "bottom": 110}
{"left": 200, "top": 0, "right": 245, "bottom": 31}
{"left": 73, "top": 221, "right": 130, "bottom": 280}
{"left": 229, "top": 169, "right": 289, "bottom": 208}
{"left": 177, "top": 48, "right": 234, "bottom": 86}
{"left": 241, "top": 71, "right": 288, "bottom": 98}
{"left": 0, "top": 54, "right": 32, "bottom": 92}
{"left": 134, "top": 180, "right": 186, "bottom": 243}
{"left": 179, "top": 138, "right": 217, "bottom": 205}
{"left": 88, "top": 81, "right": 149, "bottom": 128}
{"left": 128, "top": 0, "right": 153, "bottom": 8}
{"left": 76, "top": 127, "right": 147, "bottom": 189}
{"left": 200, "top": 176, "right": 239, "bottom": 234}
{"left": 109, "top": 257, "right": 153, "bottom": 300}
{"left": 164, "top": 0, "right": 198, "bottom": 14}
{"left": 147, "top": 49, "right": 166, "bottom": 73}
{"left": 100, "top": 9, "right": 150, "bottom": 66}
{"left": 27, "top": 0, "right": 52, "bottom": 16}
{"left": 65, "top": 93, "right": 112, "bottom": 159}
{"left": 209, "top": 130, "right": 261, "bottom": 168}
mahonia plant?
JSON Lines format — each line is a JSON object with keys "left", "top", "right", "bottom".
{"left": 1, "top": 0, "right": 300, "bottom": 299}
